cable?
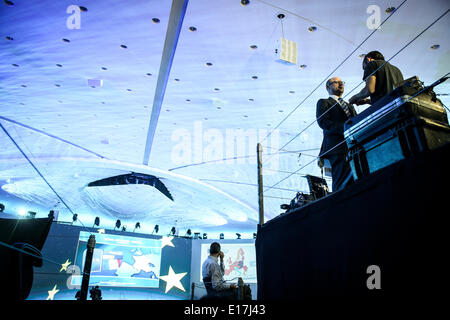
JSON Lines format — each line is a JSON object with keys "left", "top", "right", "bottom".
{"left": 263, "top": 195, "right": 295, "bottom": 201}
{"left": 260, "top": 146, "right": 320, "bottom": 153}
{"left": 264, "top": 72, "right": 449, "bottom": 193}
{"left": 168, "top": 149, "right": 314, "bottom": 172}
{"left": 259, "top": 0, "right": 408, "bottom": 145}
{"left": 254, "top": 0, "right": 357, "bottom": 45}
{"left": 198, "top": 178, "right": 299, "bottom": 192}
{"left": 443, "top": 102, "right": 450, "bottom": 114}
{"left": 263, "top": 7, "right": 449, "bottom": 165}
{"left": 264, "top": 140, "right": 347, "bottom": 193}
{"left": 0, "top": 122, "right": 93, "bottom": 236}
{"left": 0, "top": 240, "right": 90, "bottom": 277}
{"left": 0, "top": 123, "right": 75, "bottom": 215}
{"left": 0, "top": 116, "right": 107, "bottom": 159}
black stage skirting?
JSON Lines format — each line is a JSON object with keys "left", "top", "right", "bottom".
{"left": 256, "top": 143, "right": 450, "bottom": 300}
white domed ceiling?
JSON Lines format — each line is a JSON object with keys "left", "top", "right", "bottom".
{"left": 0, "top": 0, "right": 449, "bottom": 236}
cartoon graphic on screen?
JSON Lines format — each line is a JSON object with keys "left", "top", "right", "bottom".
{"left": 200, "top": 243, "right": 257, "bottom": 283}
{"left": 72, "top": 232, "right": 162, "bottom": 288}
{"left": 225, "top": 248, "right": 248, "bottom": 276}
{"left": 82, "top": 248, "right": 159, "bottom": 280}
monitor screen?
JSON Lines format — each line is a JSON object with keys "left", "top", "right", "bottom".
{"left": 71, "top": 231, "right": 162, "bottom": 288}
{"left": 200, "top": 242, "right": 257, "bottom": 283}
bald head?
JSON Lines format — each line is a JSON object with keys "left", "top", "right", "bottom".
{"left": 326, "top": 77, "right": 344, "bottom": 97}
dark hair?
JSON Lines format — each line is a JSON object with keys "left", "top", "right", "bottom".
{"left": 210, "top": 242, "right": 221, "bottom": 255}
{"left": 365, "top": 51, "right": 384, "bottom": 61}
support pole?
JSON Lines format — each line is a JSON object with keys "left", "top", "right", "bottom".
{"left": 142, "top": 0, "right": 189, "bottom": 165}
{"left": 79, "top": 234, "right": 96, "bottom": 301}
{"left": 257, "top": 143, "right": 264, "bottom": 226}
{"left": 238, "top": 277, "right": 244, "bottom": 300}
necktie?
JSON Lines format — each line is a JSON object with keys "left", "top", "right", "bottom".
{"left": 338, "top": 98, "right": 352, "bottom": 118}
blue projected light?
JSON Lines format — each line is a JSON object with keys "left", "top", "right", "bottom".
{"left": 71, "top": 232, "right": 162, "bottom": 288}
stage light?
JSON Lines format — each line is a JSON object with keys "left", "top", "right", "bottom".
{"left": 72, "top": 213, "right": 78, "bottom": 224}
{"left": 194, "top": 232, "right": 200, "bottom": 239}
{"left": 114, "top": 219, "right": 121, "bottom": 230}
{"left": 0, "top": 203, "right": 5, "bottom": 212}
{"left": 89, "top": 286, "right": 102, "bottom": 301}
{"left": 152, "top": 224, "right": 159, "bottom": 234}
{"left": 134, "top": 222, "right": 141, "bottom": 232}
{"left": 185, "top": 229, "right": 192, "bottom": 237}
{"left": 27, "top": 211, "right": 36, "bottom": 219}
{"left": 203, "top": 233, "right": 207, "bottom": 239}
{"left": 220, "top": 233, "right": 224, "bottom": 239}
{"left": 18, "top": 208, "right": 27, "bottom": 216}
{"left": 121, "top": 226, "right": 127, "bottom": 232}
{"left": 93, "top": 217, "right": 100, "bottom": 227}
{"left": 236, "top": 233, "right": 241, "bottom": 239}
{"left": 48, "top": 210, "right": 59, "bottom": 221}
{"left": 253, "top": 233, "right": 257, "bottom": 239}
{"left": 170, "top": 226, "right": 176, "bottom": 236}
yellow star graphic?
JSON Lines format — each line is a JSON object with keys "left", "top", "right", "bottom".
{"left": 161, "top": 236, "right": 175, "bottom": 249}
{"left": 159, "top": 266, "right": 187, "bottom": 293}
{"left": 60, "top": 259, "right": 71, "bottom": 272}
{"left": 47, "top": 285, "right": 59, "bottom": 300}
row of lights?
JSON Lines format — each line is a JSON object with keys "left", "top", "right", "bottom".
{"left": 0, "top": 204, "right": 257, "bottom": 239}
{"left": 78, "top": 215, "right": 256, "bottom": 239}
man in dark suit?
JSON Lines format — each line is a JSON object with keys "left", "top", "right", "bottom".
{"left": 317, "top": 77, "right": 357, "bottom": 191}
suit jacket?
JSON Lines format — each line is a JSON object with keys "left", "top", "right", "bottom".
{"left": 316, "top": 97, "right": 357, "bottom": 158}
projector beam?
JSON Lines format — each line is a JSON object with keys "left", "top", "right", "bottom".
{"left": 142, "top": 0, "right": 189, "bottom": 165}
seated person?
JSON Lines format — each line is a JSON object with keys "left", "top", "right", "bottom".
{"left": 201, "top": 242, "right": 237, "bottom": 299}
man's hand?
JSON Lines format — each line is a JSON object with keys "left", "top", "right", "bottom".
{"left": 230, "top": 283, "right": 237, "bottom": 289}
{"left": 355, "top": 98, "right": 371, "bottom": 106}
{"left": 348, "top": 95, "right": 359, "bottom": 105}
{"left": 219, "top": 251, "right": 224, "bottom": 261}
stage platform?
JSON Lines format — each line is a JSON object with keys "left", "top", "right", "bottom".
{"left": 256, "top": 143, "right": 449, "bottom": 300}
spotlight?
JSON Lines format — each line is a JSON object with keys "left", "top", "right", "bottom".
{"left": 0, "top": 203, "right": 5, "bottom": 212}
{"left": 89, "top": 286, "right": 102, "bottom": 301}
{"left": 18, "top": 208, "right": 27, "bottom": 216}
{"left": 203, "top": 233, "right": 207, "bottom": 239}
{"left": 134, "top": 222, "right": 141, "bottom": 232}
{"left": 152, "top": 224, "right": 159, "bottom": 234}
{"left": 236, "top": 233, "right": 241, "bottom": 239}
{"left": 93, "top": 217, "right": 100, "bottom": 227}
{"left": 48, "top": 210, "right": 59, "bottom": 221}
{"left": 194, "top": 232, "right": 200, "bottom": 239}
{"left": 220, "top": 233, "right": 224, "bottom": 239}
{"left": 121, "top": 226, "right": 127, "bottom": 232}
{"left": 170, "top": 226, "right": 176, "bottom": 236}
{"left": 253, "top": 233, "right": 257, "bottom": 239}
{"left": 27, "top": 211, "right": 36, "bottom": 219}
{"left": 185, "top": 229, "right": 192, "bottom": 237}
{"left": 72, "top": 213, "right": 78, "bottom": 224}
{"left": 114, "top": 219, "right": 121, "bottom": 230}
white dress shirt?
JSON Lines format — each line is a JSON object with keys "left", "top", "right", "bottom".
{"left": 201, "top": 255, "right": 231, "bottom": 290}
{"left": 330, "top": 94, "right": 352, "bottom": 117}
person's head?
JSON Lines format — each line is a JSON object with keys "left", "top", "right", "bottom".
{"left": 326, "top": 77, "right": 345, "bottom": 97}
{"left": 363, "top": 50, "right": 384, "bottom": 69}
{"left": 209, "top": 242, "right": 221, "bottom": 256}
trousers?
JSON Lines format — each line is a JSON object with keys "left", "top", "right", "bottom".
{"left": 327, "top": 153, "right": 354, "bottom": 191}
